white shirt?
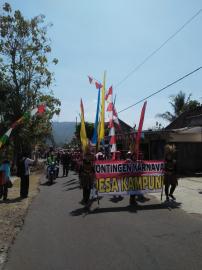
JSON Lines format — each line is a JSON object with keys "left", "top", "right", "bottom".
{"left": 24, "top": 158, "right": 35, "bottom": 176}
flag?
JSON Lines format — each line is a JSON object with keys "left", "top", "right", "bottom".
{"left": 80, "top": 99, "right": 88, "bottom": 152}
{"left": 105, "top": 86, "right": 112, "bottom": 101}
{"left": 88, "top": 75, "right": 102, "bottom": 145}
{"left": 112, "top": 105, "right": 120, "bottom": 127}
{"left": 109, "top": 120, "right": 117, "bottom": 154}
{"left": 135, "top": 101, "right": 147, "bottom": 159}
{"left": 98, "top": 71, "right": 106, "bottom": 144}
{"left": 105, "top": 86, "right": 120, "bottom": 128}
{"left": 0, "top": 128, "right": 12, "bottom": 149}
{"left": 106, "top": 85, "right": 117, "bottom": 156}
{"left": 88, "top": 76, "right": 93, "bottom": 84}
{"left": 0, "top": 104, "right": 46, "bottom": 150}
{"left": 88, "top": 75, "right": 103, "bottom": 89}
{"left": 37, "top": 104, "right": 46, "bottom": 114}
{"left": 91, "top": 88, "right": 101, "bottom": 145}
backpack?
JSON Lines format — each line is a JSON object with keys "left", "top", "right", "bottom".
{"left": 17, "top": 158, "right": 26, "bottom": 177}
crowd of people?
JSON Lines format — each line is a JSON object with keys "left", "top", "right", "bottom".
{"left": 62, "top": 143, "right": 178, "bottom": 207}
{"left": 0, "top": 144, "right": 178, "bottom": 206}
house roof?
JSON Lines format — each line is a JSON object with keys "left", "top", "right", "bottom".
{"left": 165, "top": 106, "right": 202, "bottom": 129}
{"left": 105, "top": 118, "right": 133, "bottom": 133}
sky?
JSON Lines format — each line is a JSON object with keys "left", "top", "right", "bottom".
{"left": 6, "top": 0, "right": 202, "bottom": 129}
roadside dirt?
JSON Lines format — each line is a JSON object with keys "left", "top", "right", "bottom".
{"left": 0, "top": 173, "right": 42, "bottom": 269}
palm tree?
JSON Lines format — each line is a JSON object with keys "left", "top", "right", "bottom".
{"left": 156, "top": 91, "right": 200, "bottom": 122}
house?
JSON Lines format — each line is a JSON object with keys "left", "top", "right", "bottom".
{"left": 144, "top": 106, "right": 202, "bottom": 174}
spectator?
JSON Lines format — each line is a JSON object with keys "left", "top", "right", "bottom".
{"left": 0, "top": 159, "right": 11, "bottom": 201}
{"left": 61, "top": 151, "right": 70, "bottom": 177}
{"left": 17, "top": 153, "right": 36, "bottom": 199}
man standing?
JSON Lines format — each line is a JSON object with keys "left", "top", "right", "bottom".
{"left": 61, "top": 151, "right": 70, "bottom": 177}
{"left": 17, "top": 153, "right": 35, "bottom": 199}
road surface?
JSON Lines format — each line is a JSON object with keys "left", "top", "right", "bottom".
{"left": 4, "top": 170, "right": 202, "bottom": 270}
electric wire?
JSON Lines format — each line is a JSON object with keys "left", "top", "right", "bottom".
{"left": 118, "top": 66, "right": 202, "bottom": 113}
{"left": 115, "top": 9, "right": 202, "bottom": 89}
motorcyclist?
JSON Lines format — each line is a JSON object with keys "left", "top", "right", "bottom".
{"left": 46, "top": 151, "right": 59, "bottom": 179}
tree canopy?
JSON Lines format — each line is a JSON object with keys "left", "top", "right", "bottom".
{"left": 0, "top": 2, "right": 60, "bottom": 156}
{"left": 156, "top": 91, "right": 201, "bottom": 123}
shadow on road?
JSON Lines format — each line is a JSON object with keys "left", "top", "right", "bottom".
{"left": 70, "top": 201, "right": 182, "bottom": 217}
{"left": 62, "top": 179, "right": 78, "bottom": 187}
{"left": 64, "top": 185, "right": 80, "bottom": 191}
{"left": 40, "top": 181, "right": 56, "bottom": 186}
{"left": 110, "top": 196, "right": 124, "bottom": 203}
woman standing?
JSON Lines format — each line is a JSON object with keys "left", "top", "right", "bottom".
{"left": 0, "top": 159, "right": 11, "bottom": 201}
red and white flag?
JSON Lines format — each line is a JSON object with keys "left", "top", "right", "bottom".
{"left": 105, "top": 86, "right": 120, "bottom": 128}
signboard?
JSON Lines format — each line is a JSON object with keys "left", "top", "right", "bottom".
{"left": 94, "top": 160, "right": 164, "bottom": 195}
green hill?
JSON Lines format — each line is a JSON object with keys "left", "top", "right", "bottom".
{"left": 52, "top": 122, "right": 76, "bottom": 146}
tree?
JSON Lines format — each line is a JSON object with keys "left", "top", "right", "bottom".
{"left": 156, "top": 91, "right": 200, "bottom": 122}
{"left": 0, "top": 3, "right": 60, "bottom": 156}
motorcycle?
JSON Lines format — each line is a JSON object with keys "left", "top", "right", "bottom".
{"left": 47, "top": 162, "right": 57, "bottom": 184}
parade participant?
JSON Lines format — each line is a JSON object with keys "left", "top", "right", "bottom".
{"left": 0, "top": 159, "right": 11, "bottom": 201}
{"left": 112, "top": 151, "right": 123, "bottom": 200}
{"left": 79, "top": 150, "right": 94, "bottom": 206}
{"left": 95, "top": 148, "right": 105, "bottom": 160}
{"left": 56, "top": 151, "right": 61, "bottom": 165}
{"left": 17, "top": 153, "right": 36, "bottom": 199}
{"left": 61, "top": 151, "right": 70, "bottom": 177}
{"left": 95, "top": 151, "right": 104, "bottom": 160}
{"left": 126, "top": 151, "right": 137, "bottom": 205}
{"left": 164, "top": 144, "right": 178, "bottom": 201}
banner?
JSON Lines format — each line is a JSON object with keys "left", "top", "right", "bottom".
{"left": 94, "top": 160, "right": 164, "bottom": 195}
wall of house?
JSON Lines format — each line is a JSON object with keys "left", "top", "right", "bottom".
{"left": 169, "top": 133, "right": 202, "bottom": 142}
{"left": 175, "top": 142, "right": 202, "bottom": 174}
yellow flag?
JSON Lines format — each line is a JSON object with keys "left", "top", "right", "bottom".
{"left": 80, "top": 99, "right": 88, "bottom": 152}
{"left": 98, "top": 71, "right": 106, "bottom": 144}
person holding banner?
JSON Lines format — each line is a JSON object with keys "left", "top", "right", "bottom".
{"left": 126, "top": 151, "right": 137, "bottom": 205}
{"left": 79, "top": 151, "right": 95, "bottom": 206}
{"left": 164, "top": 144, "right": 178, "bottom": 201}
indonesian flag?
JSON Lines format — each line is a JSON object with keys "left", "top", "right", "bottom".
{"left": 31, "top": 104, "right": 46, "bottom": 116}
{"left": 105, "top": 86, "right": 120, "bottom": 129}
{"left": 105, "top": 86, "right": 113, "bottom": 101}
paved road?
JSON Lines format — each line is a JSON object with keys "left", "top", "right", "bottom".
{"left": 4, "top": 171, "right": 202, "bottom": 270}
